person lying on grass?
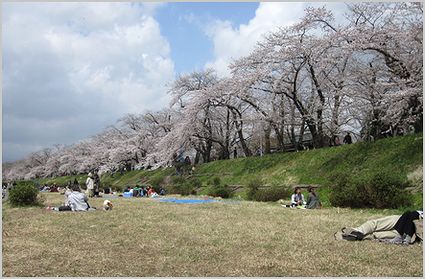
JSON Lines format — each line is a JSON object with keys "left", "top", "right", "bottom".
{"left": 46, "top": 184, "right": 96, "bottom": 211}
{"left": 337, "top": 210, "right": 423, "bottom": 245}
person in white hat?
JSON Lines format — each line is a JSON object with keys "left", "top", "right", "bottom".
{"left": 86, "top": 172, "right": 95, "bottom": 198}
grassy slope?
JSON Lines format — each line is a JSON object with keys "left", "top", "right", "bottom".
{"left": 2, "top": 193, "right": 423, "bottom": 277}
{"left": 196, "top": 133, "right": 422, "bottom": 185}
{"left": 37, "top": 133, "right": 423, "bottom": 206}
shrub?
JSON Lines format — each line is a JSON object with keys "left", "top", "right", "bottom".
{"left": 150, "top": 175, "right": 165, "bottom": 187}
{"left": 329, "top": 171, "right": 412, "bottom": 209}
{"left": 170, "top": 183, "right": 196, "bottom": 196}
{"left": 167, "top": 177, "right": 196, "bottom": 195}
{"left": 189, "top": 178, "right": 202, "bottom": 189}
{"left": 246, "top": 178, "right": 262, "bottom": 200}
{"left": 207, "top": 184, "right": 232, "bottom": 199}
{"left": 8, "top": 182, "right": 42, "bottom": 207}
{"left": 252, "top": 186, "right": 291, "bottom": 202}
{"left": 208, "top": 177, "right": 221, "bottom": 187}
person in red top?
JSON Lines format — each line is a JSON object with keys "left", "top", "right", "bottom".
{"left": 147, "top": 186, "right": 154, "bottom": 196}
{"left": 147, "top": 186, "right": 159, "bottom": 198}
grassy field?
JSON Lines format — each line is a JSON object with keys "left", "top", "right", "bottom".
{"left": 2, "top": 193, "right": 423, "bottom": 277}
{"left": 36, "top": 133, "right": 423, "bottom": 207}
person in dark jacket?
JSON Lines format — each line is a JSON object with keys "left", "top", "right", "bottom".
{"left": 343, "top": 132, "right": 352, "bottom": 144}
{"left": 306, "top": 187, "right": 321, "bottom": 209}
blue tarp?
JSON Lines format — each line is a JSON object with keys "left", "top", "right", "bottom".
{"left": 159, "top": 198, "right": 218, "bottom": 204}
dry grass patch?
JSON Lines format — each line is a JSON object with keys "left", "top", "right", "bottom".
{"left": 2, "top": 193, "right": 423, "bottom": 277}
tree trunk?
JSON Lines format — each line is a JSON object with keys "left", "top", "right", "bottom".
{"left": 264, "top": 124, "right": 271, "bottom": 154}
{"left": 194, "top": 150, "right": 201, "bottom": 164}
{"left": 229, "top": 107, "right": 252, "bottom": 157}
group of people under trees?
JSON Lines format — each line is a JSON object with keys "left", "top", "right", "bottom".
{"left": 123, "top": 185, "right": 165, "bottom": 198}
{"left": 46, "top": 171, "right": 168, "bottom": 211}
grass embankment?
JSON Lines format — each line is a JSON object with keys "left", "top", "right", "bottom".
{"left": 2, "top": 193, "right": 423, "bottom": 277}
{"left": 37, "top": 133, "right": 423, "bottom": 207}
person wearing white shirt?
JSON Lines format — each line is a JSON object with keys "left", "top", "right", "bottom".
{"left": 86, "top": 172, "right": 95, "bottom": 198}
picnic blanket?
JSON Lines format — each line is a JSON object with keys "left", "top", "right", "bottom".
{"left": 159, "top": 198, "right": 218, "bottom": 204}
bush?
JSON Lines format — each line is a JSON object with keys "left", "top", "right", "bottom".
{"left": 246, "top": 178, "right": 262, "bottom": 200}
{"left": 166, "top": 177, "right": 196, "bottom": 195}
{"left": 207, "top": 185, "right": 232, "bottom": 199}
{"left": 149, "top": 175, "right": 165, "bottom": 187}
{"left": 329, "top": 171, "right": 412, "bottom": 209}
{"left": 190, "top": 178, "right": 202, "bottom": 189}
{"left": 252, "top": 186, "right": 291, "bottom": 202}
{"left": 207, "top": 177, "right": 221, "bottom": 187}
{"left": 8, "top": 182, "right": 42, "bottom": 207}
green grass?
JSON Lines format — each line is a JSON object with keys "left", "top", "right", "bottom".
{"left": 2, "top": 193, "right": 423, "bottom": 277}
{"left": 36, "top": 133, "right": 423, "bottom": 208}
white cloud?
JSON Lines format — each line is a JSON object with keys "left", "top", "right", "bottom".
{"left": 204, "top": 2, "right": 347, "bottom": 76}
{"left": 2, "top": 2, "right": 174, "bottom": 161}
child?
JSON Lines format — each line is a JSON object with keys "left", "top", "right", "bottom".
{"left": 103, "top": 200, "right": 113, "bottom": 211}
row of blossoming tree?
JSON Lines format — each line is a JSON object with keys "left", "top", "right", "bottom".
{"left": 3, "top": 3, "right": 422, "bottom": 181}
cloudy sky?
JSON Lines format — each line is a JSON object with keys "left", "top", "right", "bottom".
{"left": 2, "top": 2, "right": 347, "bottom": 162}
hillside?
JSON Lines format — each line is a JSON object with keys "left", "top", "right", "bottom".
{"left": 37, "top": 133, "right": 423, "bottom": 206}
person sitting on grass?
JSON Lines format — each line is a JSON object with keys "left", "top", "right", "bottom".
{"left": 306, "top": 187, "right": 321, "bottom": 209}
{"left": 133, "top": 185, "right": 141, "bottom": 197}
{"left": 46, "top": 184, "right": 95, "bottom": 211}
{"left": 337, "top": 210, "right": 423, "bottom": 244}
{"left": 147, "top": 186, "right": 160, "bottom": 198}
{"left": 159, "top": 187, "right": 166, "bottom": 196}
{"left": 141, "top": 187, "right": 148, "bottom": 197}
{"left": 291, "top": 187, "right": 306, "bottom": 208}
{"left": 50, "top": 183, "right": 59, "bottom": 192}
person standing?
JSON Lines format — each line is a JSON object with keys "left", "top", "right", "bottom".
{"left": 343, "top": 132, "right": 352, "bottom": 144}
{"left": 93, "top": 172, "right": 100, "bottom": 197}
{"left": 233, "top": 148, "right": 237, "bottom": 158}
{"left": 334, "top": 135, "right": 341, "bottom": 146}
{"left": 86, "top": 172, "right": 95, "bottom": 198}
